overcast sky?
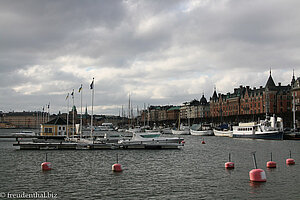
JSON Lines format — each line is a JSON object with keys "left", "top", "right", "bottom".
{"left": 0, "top": 0, "right": 299, "bottom": 116}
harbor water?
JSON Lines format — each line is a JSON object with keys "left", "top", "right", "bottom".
{"left": 0, "top": 129, "right": 299, "bottom": 199}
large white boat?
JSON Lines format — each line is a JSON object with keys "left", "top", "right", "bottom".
{"left": 232, "top": 115, "right": 284, "bottom": 140}
{"left": 190, "top": 124, "right": 213, "bottom": 136}
{"left": 118, "top": 131, "right": 184, "bottom": 149}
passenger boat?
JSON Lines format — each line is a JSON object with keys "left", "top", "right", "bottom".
{"left": 232, "top": 115, "right": 284, "bottom": 140}
{"left": 118, "top": 131, "right": 184, "bottom": 149}
{"left": 190, "top": 124, "right": 213, "bottom": 136}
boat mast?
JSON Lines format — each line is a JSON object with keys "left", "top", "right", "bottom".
{"left": 79, "top": 84, "right": 83, "bottom": 138}
{"left": 143, "top": 103, "right": 146, "bottom": 127}
{"left": 90, "top": 78, "right": 94, "bottom": 139}
{"left": 72, "top": 89, "right": 75, "bottom": 138}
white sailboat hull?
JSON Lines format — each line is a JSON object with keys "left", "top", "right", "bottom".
{"left": 213, "top": 129, "right": 233, "bottom": 137}
{"left": 172, "top": 129, "right": 190, "bottom": 135}
{"left": 190, "top": 129, "right": 213, "bottom": 136}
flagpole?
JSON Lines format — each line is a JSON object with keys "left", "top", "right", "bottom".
{"left": 72, "top": 89, "right": 75, "bottom": 139}
{"left": 67, "top": 93, "right": 69, "bottom": 138}
{"left": 90, "top": 78, "right": 94, "bottom": 140}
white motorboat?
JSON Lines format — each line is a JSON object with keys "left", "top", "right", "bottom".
{"left": 118, "top": 131, "right": 184, "bottom": 149}
{"left": 232, "top": 115, "right": 284, "bottom": 140}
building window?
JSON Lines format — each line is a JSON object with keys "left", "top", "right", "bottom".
{"left": 45, "top": 128, "right": 53, "bottom": 133}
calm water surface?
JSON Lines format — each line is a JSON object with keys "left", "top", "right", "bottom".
{"left": 0, "top": 129, "right": 299, "bottom": 199}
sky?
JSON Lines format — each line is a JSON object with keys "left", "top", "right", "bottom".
{"left": 0, "top": 0, "right": 299, "bottom": 116}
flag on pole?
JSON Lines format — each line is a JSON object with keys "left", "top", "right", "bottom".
{"left": 71, "top": 89, "right": 74, "bottom": 98}
{"left": 66, "top": 93, "right": 69, "bottom": 100}
{"left": 90, "top": 78, "right": 94, "bottom": 89}
{"left": 78, "top": 84, "right": 83, "bottom": 93}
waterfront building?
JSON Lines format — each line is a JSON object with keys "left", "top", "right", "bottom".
{"left": 1, "top": 111, "right": 49, "bottom": 129}
{"left": 210, "top": 71, "right": 292, "bottom": 119}
{"left": 40, "top": 117, "right": 71, "bottom": 136}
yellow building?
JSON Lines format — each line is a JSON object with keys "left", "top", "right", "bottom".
{"left": 40, "top": 117, "right": 72, "bottom": 136}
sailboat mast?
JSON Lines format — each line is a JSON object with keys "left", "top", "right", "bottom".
{"left": 72, "top": 89, "right": 75, "bottom": 138}
{"left": 80, "top": 84, "right": 83, "bottom": 138}
{"left": 90, "top": 78, "right": 94, "bottom": 139}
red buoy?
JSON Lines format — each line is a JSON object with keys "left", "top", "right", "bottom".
{"left": 266, "top": 153, "right": 276, "bottom": 168}
{"left": 201, "top": 139, "right": 205, "bottom": 144}
{"left": 41, "top": 162, "right": 52, "bottom": 171}
{"left": 181, "top": 140, "right": 185, "bottom": 144}
{"left": 286, "top": 150, "right": 295, "bottom": 165}
{"left": 41, "top": 153, "right": 52, "bottom": 171}
{"left": 267, "top": 161, "right": 276, "bottom": 168}
{"left": 112, "top": 154, "right": 122, "bottom": 172}
{"left": 286, "top": 158, "right": 295, "bottom": 165}
{"left": 249, "top": 169, "right": 266, "bottom": 182}
{"left": 225, "top": 153, "right": 234, "bottom": 169}
{"left": 225, "top": 162, "right": 235, "bottom": 169}
{"left": 112, "top": 163, "right": 122, "bottom": 172}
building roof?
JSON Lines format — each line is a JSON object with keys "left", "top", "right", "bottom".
{"left": 167, "top": 106, "right": 181, "bottom": 111}
{"left": 200, "top": 95, "right": 208, "bottom": 105}
{"left": 265, "top": 73, "right": 276, "bottom": 89}
{"left": 44, "top": 117, "right": 68, "bottom": 125}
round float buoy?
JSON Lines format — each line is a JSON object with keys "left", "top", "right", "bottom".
{"left": 41, "top": 162, "right": 52, "bottom": 171}
{"left": 286, "top": 150, "right": 295, "bottom": 165}
{"left": 267, "top": 161, "right": 276, "bottom": 168}
{"left": 201, "top": 139, "right": 205, "bottom": 144}
{"left": 181, "top": 140, "right": 185, "bottom": 144}
{"left": 225, "top": 162, "right": 235, "bottom": 169}
{"left": 286, "top": 158, "right": 295, "bottom": 165}
{"left": 225, "top": 153, "right": 234, "bottom": 169}
{"left": 249, "top": 169, "right": 266, "bottom": 182}
{"left": 112, "top": 163, "right": 122, "bottom": 172}
{"left": 267, "top": 153, "right": 276, "bottom": 168}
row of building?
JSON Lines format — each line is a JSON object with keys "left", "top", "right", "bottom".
{"left": 140, "top": 72, "right": 300, "bottom": 127}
